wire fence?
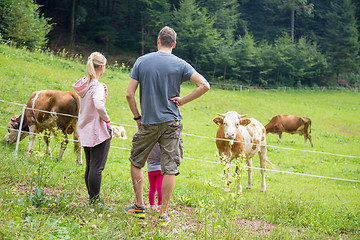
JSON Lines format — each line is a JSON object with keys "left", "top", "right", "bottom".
{"left": 1, "top": 98, "right": 360, "bottom": 183}
{"left": 208, "top": 81, "right": 359, "bottom": 93}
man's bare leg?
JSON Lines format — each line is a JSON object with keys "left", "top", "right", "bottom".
{"left": 131, "top": 164, "right": 145, "bottom": 207}
{"left": 159, "top": 174, "right": 175, "bottom": 216}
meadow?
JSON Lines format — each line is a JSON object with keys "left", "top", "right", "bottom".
{"left": 0, "top": 44, "right": 359, "bottom": 239}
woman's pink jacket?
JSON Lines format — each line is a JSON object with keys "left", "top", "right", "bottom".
{"left": 73, "top": 77, "right": 111, "bottom": 147}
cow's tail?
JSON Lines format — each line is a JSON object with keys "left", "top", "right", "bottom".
{"left": 265, "top": 158, "right": 275, "bottom": 168}
{"left": 70, "top": 93, "right": 79, "bottom": 114}
{"left": 65, "top": 94, "right": 79, "bottom": 135}
{"left": 309, "top": 120, "right": 312, "bottom": 133}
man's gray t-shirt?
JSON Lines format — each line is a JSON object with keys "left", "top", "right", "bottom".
{"left": 130, "top": 51, "right": 196, "bottom": 124}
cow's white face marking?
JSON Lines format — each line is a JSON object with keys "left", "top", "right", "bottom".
{"left": 3, "top": 128, "right": 18, "bottom": 143}
{"left": 3, "top": 120, "right": 28, "bottom": 143}
{"left": 223, "top": 114, "right": 240, "bottom": 140}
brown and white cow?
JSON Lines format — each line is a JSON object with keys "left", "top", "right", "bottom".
{"left": 3, "top": 90, "right": 82, "bottom": 165}
{"left": 265, "top": 114, "right": 313, "bottom": 147}
{"left": 213, "top": 111, "right": 272, "bottom": 193}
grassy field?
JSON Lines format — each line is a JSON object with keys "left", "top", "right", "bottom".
{"left": 0, "top": 43, "right": 359, "bottom": 239}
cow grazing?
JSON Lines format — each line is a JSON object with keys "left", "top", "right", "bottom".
{"left": 3, "top": 90, "right": 82, "bottom": 165}
{"left": 213, "top": 111, "right": 272, "bottom": 193}
{"left": 265, "top": 114, "right": 313, "bottom": 147}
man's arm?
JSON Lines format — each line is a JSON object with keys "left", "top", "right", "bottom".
{"left": 170, "top": 72, "right": 210, "bottom": 106}
{"left": 126, "top": 78, "right": 141, "bottom": 127}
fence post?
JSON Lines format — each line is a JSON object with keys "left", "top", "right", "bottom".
{"left": 14, "top": 104, "right": 26, "bottom": 160}
{"left": 240, "top": 85, "right": 242, "bottom": 92}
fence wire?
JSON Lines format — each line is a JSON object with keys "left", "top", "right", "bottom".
{"left": 1, "top": 98, "right": 360, "bottom": 183}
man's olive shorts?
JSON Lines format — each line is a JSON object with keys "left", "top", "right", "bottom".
{"left": 129, "top": 120, "right": 183, "bottom": 175}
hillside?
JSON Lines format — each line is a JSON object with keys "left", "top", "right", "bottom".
{"left": 0, "top": 44, "right": 359, "bottom": 239}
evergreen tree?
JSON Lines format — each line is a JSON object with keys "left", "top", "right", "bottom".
{"left": 198, "top": 0, "right": 240, "bottom": 81}
{"left": 230, "top": 34, "right": 258, "bottom": 84}
{"left": 323, "top": 0, "right": 359, "bottom": 79}
{"left": 271, "top": 0, "right": 313, "bottom": 42}
{"left": 0, "top": 0, "right": 52, "bottom": 49}
{"left": 354, "top": 0, "right": 360, "bottom": 33}
{"left": 199, "top": 0, "right": 239, "bottom": 40}
{"left": 139, "top": 0, "right": 171, "bottom": 54}
{"left": 239, "top": 0, "right": 287, "bottom": 42}
{"left": 172, "top": 0, "right": 219, "bottom": 77}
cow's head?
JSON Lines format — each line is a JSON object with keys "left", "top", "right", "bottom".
{"left": 213, "top": 111, "right": 249, "bottom": 140}
{"left": 3, "top": 115, "right": 29, "bottom": 144}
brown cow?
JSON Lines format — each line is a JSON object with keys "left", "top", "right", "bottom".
{"left": 213, "top": 111, "right": 272, "bottom": 193}
{"left": 3, "top": 90, "right": 82, "bottom": 165}
{"left": 265, "top": 114, "right": 313, "bottom": 147}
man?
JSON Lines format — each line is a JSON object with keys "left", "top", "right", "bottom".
{"left": 125, "top": 26, "right": 210, "bottom": 226}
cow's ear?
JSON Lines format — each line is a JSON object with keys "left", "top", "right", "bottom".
{"left": 213, "top": 117, "right": 223, "bottom": 126}
{"left": 11, "top": 115, "right": 18, "bottom": 121}
{"left": 240, "top": 118, "right": 251, "bottom": 126}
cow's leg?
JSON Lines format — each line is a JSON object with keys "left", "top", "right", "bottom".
{"left": 235, "top": 166, "right": 242, "bottom": 194}
{"left": 303, "top": 133, "right": 313, "bottom": 147}
{"left": 305, "top": 134, "right": 313, "bottom": 147}
{"left": 58, "top": 134, "right": 68, "bottom": 160}
{"left": 246, "top": 158, "right": 253, "bottom": 190}
{"left": 259, "top": 147, "right": 267, "bottom": 192}
{"left": 73, "top": 122, "right": 82, "bottom": 165}
{"left": 26, "top": 125, "right": 37, "bottom": 154}
{"left": 223, "top": 156, "right": 231, "bottom": 192}
{"left": 278, "top": 132, "right": 283, "bottom": 143}
{"left": 43, "top": 133, "right": 51, "bottom": 156}
{"left": 303, "top": 134, "right": 308, "bottom": 146}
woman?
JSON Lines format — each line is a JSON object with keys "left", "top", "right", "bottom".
{"left": 73, "top": 52, "right": 112, "bottom": 206}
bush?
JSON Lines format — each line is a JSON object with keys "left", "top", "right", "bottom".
{"left": 0, "top": 0, "right": 52, "bottom": 49}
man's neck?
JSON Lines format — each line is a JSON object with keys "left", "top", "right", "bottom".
{"left": 157, "top": 47, "right": 172, "bottom": 54}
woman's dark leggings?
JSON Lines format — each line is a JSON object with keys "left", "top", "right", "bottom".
{"left": 83, "top": 137, "right": 111, "bottom": 203}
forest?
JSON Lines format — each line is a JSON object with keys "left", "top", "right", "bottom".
{"left": 1, "top": 0, "right": 360, "bottom": 88}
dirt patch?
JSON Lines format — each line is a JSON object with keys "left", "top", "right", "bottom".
{"left": 168, "top": 205, "right": 277, "bottom": 237}
{"left": 14, "top": 183, "right": 88, "bottom": 207}
{"left": 16, "top": 184, "right": 64, "bottom": 196}
{"left": 330, "top": 123, "right": 357, "bottom": 135}
{"left": 14, "top": 183, "right": 279, "bottom": 236}
{"left": 233, "top": 218, "right": 275, "bottom": 233}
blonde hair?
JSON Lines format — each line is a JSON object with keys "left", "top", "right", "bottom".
{"left": 86, "top": 52, "right": 107, "bottom": 82}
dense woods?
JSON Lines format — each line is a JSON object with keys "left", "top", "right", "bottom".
{"left": 1, "top": 0, "right": 359, "bottom": 87}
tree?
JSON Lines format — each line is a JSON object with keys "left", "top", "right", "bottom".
{"left": 270, "top": 0, "right": 314, "bottom": 42}
{"left": 199, "top": 0, "right": 240, "bottom": 39}
{"left": 323, "top": 0, "right": 360, "bottom": 79}
{"left": 198, "top": 0, "right": 240, "bottom": 81}
{"left": 0, "top": 0, "right": 52, "bottom": 49}
{"left": 293, "top": 37, "right": 329, "bottom": 86}
{"left": 172, "top": 0, "right": 219, "bottom": 77}
{"left": 139, "top": 0, "right": 171, "bottom": 54}
{"left": 70, "top": 0, "right": 76, "bottom": 48}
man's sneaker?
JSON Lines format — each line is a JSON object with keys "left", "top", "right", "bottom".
{"left": 158, "top": 213, "right": 170, "bottom": 227}
{"left": 124, "top": 204, "right": 146, "bottom": 219}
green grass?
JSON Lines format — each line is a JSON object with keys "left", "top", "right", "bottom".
{"left": 0, "top": 43, "right": 359, "bottom": 239}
